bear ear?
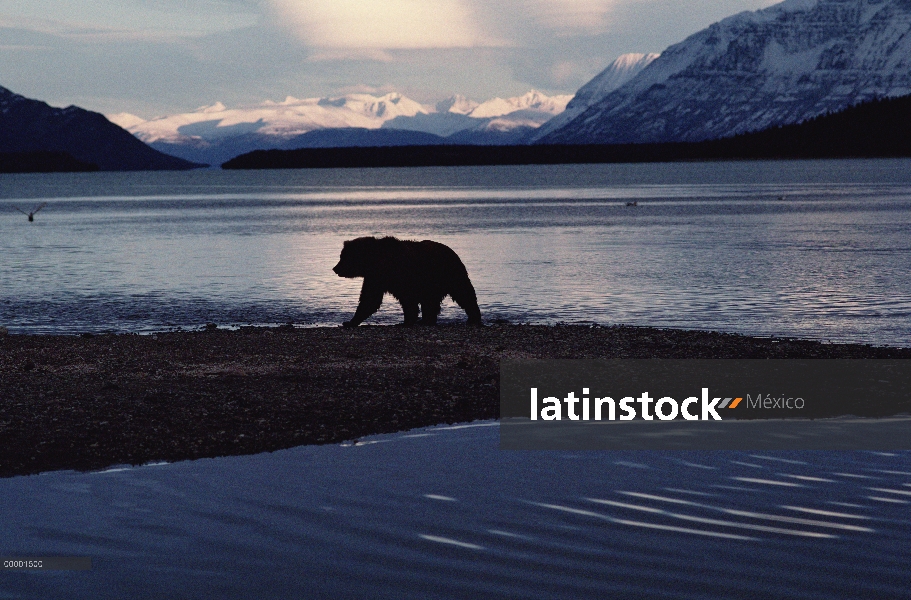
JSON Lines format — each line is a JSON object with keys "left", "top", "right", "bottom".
{"left": 342, "top": 240, "right": 350, "bottom": 247}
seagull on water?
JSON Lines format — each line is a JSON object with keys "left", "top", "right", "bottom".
{"left": 13, "top": 202, "right": 47, "bottom": 222}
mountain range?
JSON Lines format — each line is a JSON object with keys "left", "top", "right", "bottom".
{"left": 6, "top": 0, "right": 911, "bottom": 171}
{"left": 383, "top": 90, "right": 574, "bottom": 144}
{"left": 120, "top": 0, "right": 911, "bottom": 157}
{"left": 539, "top": 0, "right": 911, "bottom": 144}
{"left": 0, "top": 86, "right": 200, "bottom": 171}
{"left": 223, "top": 92, "right": 911, "bottom": 170}
{"left": 108, "top": 90, "right": 574, "bottom": 165}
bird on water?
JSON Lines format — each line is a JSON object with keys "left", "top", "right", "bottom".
{"left": 13, "top": 202, "right": 46, "bottom": 222}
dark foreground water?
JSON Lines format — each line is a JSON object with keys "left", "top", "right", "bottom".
{"left": 1, "top": 423, "right": 909, "bottom": 599}
{"left": 3, "top": 161, "right": 911, "bottom": 598}
{"left": 2, "top": 160, "right": 911, "bottom": 345}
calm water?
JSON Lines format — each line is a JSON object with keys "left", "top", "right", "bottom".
{"left": 2, "top": 423, "right": 909, "bottom": 599}
{"left": 2, "top": 160, "right": 911, "bottom": 345}
{"left": 4, "top": 161, "right": 911, "bottom": 598}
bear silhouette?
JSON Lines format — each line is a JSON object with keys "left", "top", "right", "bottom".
{"left": 333, "top": 236, "right": 482, "bottom": 327}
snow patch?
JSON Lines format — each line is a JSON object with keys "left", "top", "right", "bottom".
{"left": 107, "top": 112, "right": 147, "bottom": 129}
{"left": 436, "top": 94, "right": 479, "bottom": 115}
{"left": 468, "top": 90, "right": 571, "bottom": 119}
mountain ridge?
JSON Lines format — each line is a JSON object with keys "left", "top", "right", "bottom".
{"left": 110, "top": 90, "right": 573, "bottom": 164}
{"left": 0, "top": 86, "right": 202, "bottom": 171}
{"left": 528, "top": 53, "right": 659, "bottom": 142}
{"left": 539, "top": 0, "right": 911, "bottom": 145}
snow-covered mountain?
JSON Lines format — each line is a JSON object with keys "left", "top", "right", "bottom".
{"left": 529, "top": 53, "right": 659, "bottom": 142}
{"left": 468, "top": 90, "right": 572, "bottom": 118}
{"left": 109, "top": 93, "right": 429, "bottom": 165}
{"left": 539, "top": 0, "right": 911, "bottom": 145}
{"left": 111, "top": 93, "right": 427, "bottom": 144}
{"left": 383, "top": 90, "right": 572, "bottom": 144}
{"left": 110, "top": 90, "right": 573, "bottom": 163}
{"left": 435, "top": 94, "right": 480, "bottom": 115}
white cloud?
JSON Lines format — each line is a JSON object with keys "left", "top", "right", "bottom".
{"left": 520, "top": 0, "right": 616, "bottom": 34}
{"left": 267, "top": 0, "right": 495, "bottom": 50}
{"left": 265, "top": 0, "right": 623, "bottom": 52}
{"left": 333, "top": 83, "right": 401, "bottom": 95}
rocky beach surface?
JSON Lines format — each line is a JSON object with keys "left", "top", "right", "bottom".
{"left": 2, "top": 324, "right": 910, "bottom": 478}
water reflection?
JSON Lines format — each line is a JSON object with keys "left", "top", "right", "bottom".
{"left": 1, "top": 163, "right": 910, "bottom": 345}
{"left": 2, "top": 422, "right": 909, "bottom": 599}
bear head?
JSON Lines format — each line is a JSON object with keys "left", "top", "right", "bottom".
{"left": 333, "top": 236, "right": 379, "bottom": 278}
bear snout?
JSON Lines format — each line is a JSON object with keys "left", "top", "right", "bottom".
{"left": 333, "top": 262, "right": 354, "bottom": 277}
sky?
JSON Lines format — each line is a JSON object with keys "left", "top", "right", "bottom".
{"left": 0, "top": 0, "right": 780, "bottom": 117}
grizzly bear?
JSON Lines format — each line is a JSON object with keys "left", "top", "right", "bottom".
{"left": 333, "top": 236, "right": 482, "bottom": 327}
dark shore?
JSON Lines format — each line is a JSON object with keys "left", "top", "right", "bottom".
{"left": 2, "top": 324, "right": 910, "bottom": 478}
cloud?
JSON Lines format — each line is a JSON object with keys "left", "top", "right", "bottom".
{"left": 333, "top": 83, "right": 401, "bottom": 96}
{"left": 304, "top": 48, "right": 396, "bottom": 63}
{"left": 265, "top": 0, "right": 622, "bottom": 53}
{"left": 515, "top": 0, "right": 616, "bottom": 35}
{"left": 549, "top": 60, "right": 588, "bottom": 86}
{"left": 267, "top": 0, "right": 495, "bottom": 50}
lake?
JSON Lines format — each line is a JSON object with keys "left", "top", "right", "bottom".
{"left": 3, "top": 160, "right": 911, "bottom": 599}
{"left": 2, "top": 159, "right": 911, "bottom": 345}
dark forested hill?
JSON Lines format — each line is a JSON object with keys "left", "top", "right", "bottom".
{"left": 703, "top": 93, "right": 911, "bottom": 159}
{"left": 0, "top": 86, "right": 204, "bottom": 171}
{"left": 0, "top": 151, "right": 98, "bottom": 173}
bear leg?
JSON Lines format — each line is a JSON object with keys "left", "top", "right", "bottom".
{"left": 417, "top": 296, "right": 443, "bottom": 325}
{"left": 450, "top": 279, "right": 482, "bottom": 325}
{"left": 399, "top": 297, "right": 420, "bottom": 326}
{"left": 344, "top": 278, "right": 384, "bottom": 327}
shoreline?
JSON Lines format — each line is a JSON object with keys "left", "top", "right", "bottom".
{"left": 2, "top": 324, "right": 910, "bottom": 478}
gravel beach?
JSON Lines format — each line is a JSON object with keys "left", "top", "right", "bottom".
{"left": 2, "top": 324, "right": 909, "bottom": 478}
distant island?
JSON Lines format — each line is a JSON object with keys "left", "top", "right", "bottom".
{"left": 222, "top": 93, "right": 911, "bottom": 169}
